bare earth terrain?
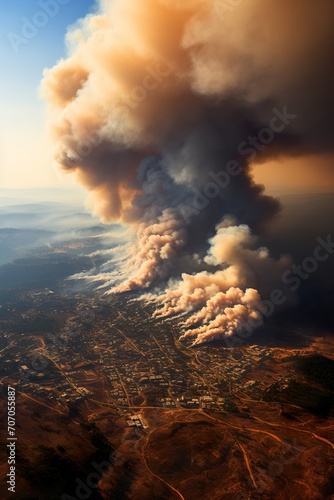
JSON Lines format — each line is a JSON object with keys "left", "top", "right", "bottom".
{"left": 1, "top": 284, "right": 334, "bottom": 499}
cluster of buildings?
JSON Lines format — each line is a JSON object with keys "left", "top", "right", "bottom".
{"left": 0, "top": 291, "right": 306, "bottom": 424}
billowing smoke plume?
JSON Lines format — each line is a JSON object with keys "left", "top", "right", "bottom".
{"left": 42, "top": 0, "right": 334, "bottom": 344}
{"left": 153, "top": 218, "right": 290, "bottom": 344}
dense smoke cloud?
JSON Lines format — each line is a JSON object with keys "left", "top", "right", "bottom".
{"left": 152, "top": 218, "right": 290, "bottom": 344}
{"left": 42, "top": 0, "right": 334, "bottom": 344}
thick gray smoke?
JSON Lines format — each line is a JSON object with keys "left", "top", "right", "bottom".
{"left": 42, "top": 0, "right": 334, "bottom": 344}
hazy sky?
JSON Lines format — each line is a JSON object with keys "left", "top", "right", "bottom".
{"left": 252, "top": 155, "right": 334, "bottom": 196}
{"left": 0, "top": 0, "right": 96, "bottom": 189}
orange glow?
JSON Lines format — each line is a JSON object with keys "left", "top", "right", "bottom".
{"left": 252, "top": 155, "right": 334, "bottom": 196}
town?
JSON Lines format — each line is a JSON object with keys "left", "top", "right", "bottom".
{"left": 0, "top": 288, "right": 322, "bottom": 427}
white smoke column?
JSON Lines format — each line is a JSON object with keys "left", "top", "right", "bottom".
{"left": 112, "top": 208, "right": 187, "bottom": 291}
{"left": 154, "top": 219, "right": 290, "bottom": 345}
{"left": 181, "top": 289, "right": 263, "bottom": 346}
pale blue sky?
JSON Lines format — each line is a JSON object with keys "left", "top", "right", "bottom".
{"left": 0, "top": 0, "right": 97, "bottom": 189}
